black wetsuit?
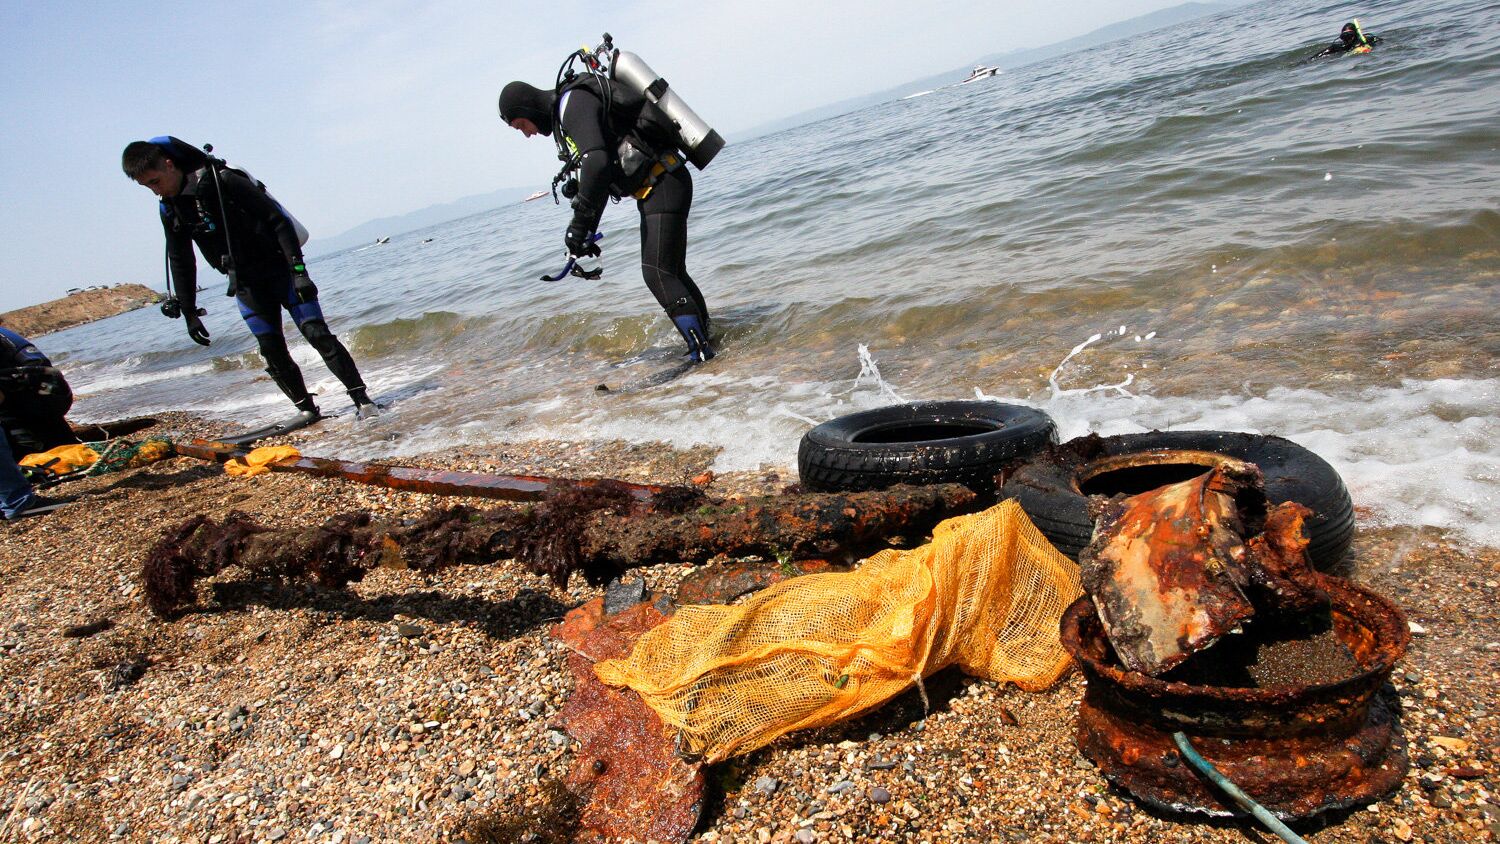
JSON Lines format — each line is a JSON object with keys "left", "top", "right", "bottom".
{"left": 556, "top": 83, "right": 710, "bottom": 326}
{"left": 0, "top": 326, "right": 78, "bottom": 457}
{"left": 161, "top": 168, "right": 368, "bottom": 411}
{"left": 1313, "top": 32, "right": 1382, "bottom": 58}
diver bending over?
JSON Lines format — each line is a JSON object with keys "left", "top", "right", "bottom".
{"left": 121, "top": 138, "right": 377, "bottom": 420}
{"left": 500, "top": 63, "right": 716, "bottom": 362}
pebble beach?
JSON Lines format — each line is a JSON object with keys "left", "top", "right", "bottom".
{"left": 0, "top": 415, "right": 1495, "bottom": 843}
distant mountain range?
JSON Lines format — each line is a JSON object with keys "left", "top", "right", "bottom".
{"left": 309, "top": 1, "right": 1241, "bottom": 258}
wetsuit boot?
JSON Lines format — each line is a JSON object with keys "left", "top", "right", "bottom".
{"left": 295, "top": 317, "right": 378, "bottom": 419}
{"left": 348, "top": 386, "right": 380, "bottom": 420}
{"left": 265, "top": 365, "right": 321, "bottom": 419}
{"left": 672, "top": 314, "right": 715, "bottom": 363}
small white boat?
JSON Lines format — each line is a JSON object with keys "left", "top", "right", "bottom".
{"left": 960, "top": 65, "right": 1000, "bottom": 84}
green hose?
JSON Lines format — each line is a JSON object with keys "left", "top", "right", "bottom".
{"left": 1171, "top": 732, "right": 1309, "bottom": 844}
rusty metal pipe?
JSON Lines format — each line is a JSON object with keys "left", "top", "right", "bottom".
{"left": 171, "top": 439, "right": 663, "bottom": 502}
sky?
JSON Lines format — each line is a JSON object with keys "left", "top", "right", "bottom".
{"left": 0, "top": 0, "right": 1189, "bottom": 312}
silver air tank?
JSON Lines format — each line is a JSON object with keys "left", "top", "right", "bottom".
{"left": 610, "top": 50, "right": 725, "bottom": 170}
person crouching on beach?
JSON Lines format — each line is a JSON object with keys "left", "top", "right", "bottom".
{"left": 121, "top": 137, "right": 378, "bottom": 421}
{"left": 0, "top": 322, "right": 79, "bottom": 458}
{"left": 0, "top": 390, "right": 71, "bottom": 520}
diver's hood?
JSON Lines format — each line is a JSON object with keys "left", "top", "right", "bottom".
{"left": 498, "top": 82, "right": 555, "bottom": 136}
{"left": 149, "top": 136, "right": 210, "bottom": 171}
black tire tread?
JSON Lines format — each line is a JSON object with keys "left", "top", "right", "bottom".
{"left": 1001, "top": 430, "right": 1355, "bottom": 570}
{"left": 798, "top": 401, "right": 1058, "bottom": 495}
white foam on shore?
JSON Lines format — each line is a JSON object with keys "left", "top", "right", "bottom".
{"left": 68, "top": 360, "right": 215, "bottom": 395}
{"left": 275, "top": 341, "right": 1499, "bottom": 551}
{"left": 553, "top": 346, "right": 1500, "bottom": 550}
{"left": 1022, "top": 377, "right": 1500, "bottom": 548}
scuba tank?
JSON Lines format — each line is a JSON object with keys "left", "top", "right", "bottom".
{"left": 608, "top": 48, "right": 725, "bottom": 171}
{"left": 551, "top": 34, "right": 725, "bottom": 183}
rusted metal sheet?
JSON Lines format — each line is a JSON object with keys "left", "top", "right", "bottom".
{"left": 1061, "top": 575, "right": 1410, "bottom": 819}
{"left": 553, "top": 596, "right": 704, "bottom": 843}
{"left": 1079, "top": 460, "right": 1263, "bottom": 675}
{"left": 172, "top": 438, "right": 663, "bottom": 502}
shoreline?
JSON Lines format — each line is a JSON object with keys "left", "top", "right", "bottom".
{"left": 0, "top": 416, "right": 1494, "bottom": 842}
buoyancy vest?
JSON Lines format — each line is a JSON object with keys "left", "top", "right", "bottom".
{"left": 149, "top": 137, "right": 309, "bottom": 247}
{"left": 556, "top": 75, "right": 684, "bottom": 200}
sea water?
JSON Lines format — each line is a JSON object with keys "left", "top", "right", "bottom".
{"left": 42, "top": 0, "right": 1500, "bottom": 546}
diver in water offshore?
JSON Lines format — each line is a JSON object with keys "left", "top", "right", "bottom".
{"left": 122, "top": 137, "right": 378, "bottom": 421}
{"left": 499, "top": 34, "right": 726, "bottom": 363}
{"left": 1312, "top": 20, "right": 1383, "bottom": 58}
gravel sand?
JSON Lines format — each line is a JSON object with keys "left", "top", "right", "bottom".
{"left": 0, "top": 416, "right": 1495, "bottom": 843}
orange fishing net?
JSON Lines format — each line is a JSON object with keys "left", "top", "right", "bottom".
{"left": 594, "top": 499, "right": 1082, "bottom": 763}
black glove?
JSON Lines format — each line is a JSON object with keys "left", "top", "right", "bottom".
{"left": 292, "top": 266, "right": 318, "bottom": 303}
{"left": 184, "top": 312, "right": 211, "bottom": 346}
{"left": 565, "top": 223, "right": 600, "bottom": 258}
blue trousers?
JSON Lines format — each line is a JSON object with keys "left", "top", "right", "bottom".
{"left": 0, "top": 433, "right": 35, "bottom": 519}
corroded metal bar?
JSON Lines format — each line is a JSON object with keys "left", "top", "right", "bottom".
{"left": 140, "top": 483, "right": 977, "bottom": 616}
{"left": 172, "top": 438, "right": 662, "bottom": 502}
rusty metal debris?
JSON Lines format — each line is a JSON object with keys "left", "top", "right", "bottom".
{"left": 1078, "top": 459, "right": 1328, "bottom": 676}
{"left": 553, "top": 594, "right": 704, "bottom": 843}
{"left": 1079, "top": 460, "right": 1260, "bottom": 675}
{"left": 172, "top": 439, "right": 664, "bottom": 503}
{"left": 1062, "top": 577, "right": 1410, "bottom": 820}
{"left": 674, "top": 558, "right": 838, "bottom": 606}
{"left": 1065, "top": 459, "right": 1410, "bottom": 819}
{"left": 140, "top": 483, "right": 975, "bottom": 617}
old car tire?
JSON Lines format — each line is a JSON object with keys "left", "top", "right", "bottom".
{"left": 1000, "top": 431, "right": 1355, "bottom": 570}
{"left": 798, "top": 401, "right": 1058, "bottom": 495}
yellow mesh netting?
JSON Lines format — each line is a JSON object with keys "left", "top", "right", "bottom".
{"left": 225, "top": 446, "right": 301, "bottom": 478}
{"left": 595, "top": 499, "right": 1082, "bottom": 763}
{"left": 19, "top": 444, "right": 100, "bottom": 475}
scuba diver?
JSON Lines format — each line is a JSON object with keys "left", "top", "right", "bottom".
{"left": 499, "top": 34, "right": 726, "bottom": 363}
{"left": 120, "top": 137, "right": 378, "bottom": 421}
{"left": 1312, "top": 20, "right": 1382, "bottom": 58}
{"left": 0, "top": 323, "right": 79, "bottom": 458}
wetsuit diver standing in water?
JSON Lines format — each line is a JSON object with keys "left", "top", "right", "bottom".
{"left": 121, "top": 138, "right": 378, "bottom": 421}
{"left": 1312, "top": 20, "right": 1383, "bottom": 58}
{"left": 499, "top": 35, "right": 726, "bottom": 363}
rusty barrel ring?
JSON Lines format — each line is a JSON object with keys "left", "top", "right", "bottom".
{"left": 1061, "top": 575, "right": 1411, "bottom": 818}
